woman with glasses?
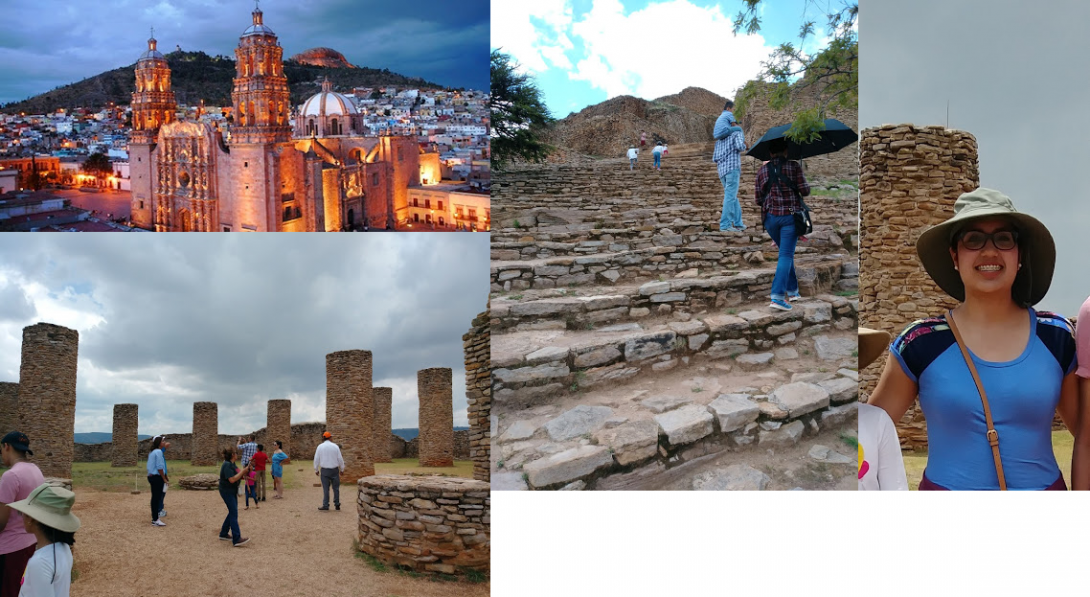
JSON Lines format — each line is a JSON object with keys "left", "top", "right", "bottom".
{"left": 867, "top": 188, "right": 1085, "bottom": 490}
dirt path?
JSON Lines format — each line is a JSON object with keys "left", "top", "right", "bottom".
{"left": 69, "top": 472, "right": 489, "bottom": 597}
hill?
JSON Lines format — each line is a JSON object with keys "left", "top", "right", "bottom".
{"left": 2, "top": 51, "right": 449, "bottom": 115}
{"left": 74, "top": 432, "right": 152, "bottom": 445}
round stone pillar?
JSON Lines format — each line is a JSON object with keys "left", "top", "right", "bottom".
{"left": 17, "top": 323, "right": 78, "bottom": 479}
{"left": 372, "top": 387, "right": 393, "bottom": 463}
{"left": 267, "top": 399, "right": 292, "bottom": 456}
{"left": 326, "top": 350, "right": 374, "bottom": 482}
{"left": 417, "top": 368, "right": 454, "bottom": 467}
{"left": 111, "top": 404, "right": 139, "bottom": 467}
{"left": 191, "top": 402, "right": 219, "bottom": 466}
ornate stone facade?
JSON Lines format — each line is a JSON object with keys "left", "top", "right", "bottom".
{"left": 372, "top": 387, "right": 393, "bottom": 463}
{"left": 859, "top": 124, "right": 979, "bottom": 448}
{"left": 266, "top": 399, "right": 291, "bottom": 456}
{"left": 191, "top": 402, "right": 219, "bottom": 466}
{"left": 111, "top": 404, "right": 139, "bottom": 467}
{"left": 463, "top": 310, "right": 490, "bottom": 482}
{"left": 17, "top": 323, "right": 79, "bottom": 479}
{"left": 417, "top": 368, "right": 454, "bottom": 467}
{"left": 357, "top": 475, "right": 489, "bottom": 575}
{"left": 326, "top": 350, "right": 374, "bottom": 482}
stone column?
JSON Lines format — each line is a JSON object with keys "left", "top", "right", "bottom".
{"left": 326, "top": 350, "right": 374, "bottom": 482}
{"left": 17, "top": 323, "right": 78, "bottom": 479}
{"left": 372, "top": 387, "right": 392, "bottom": 463}
{"left": 111, "top": 404, "right": 139, "bottom": 467}
{"left": 191, "top": 402, "right": 219, "bottom": 466}
{"left": 0, "top": 383, "right": 18, "bottom": 438}
{"left": 417, "top": 367, "right": 454, "bottom": 467}
{"left": 859, "top": 124, "right": 979, "bottom": 449}
{"left": 463, "top": 309, "right": 490, "bottom": 482}
{"left": 267, "top": 399, "right": 291, "bottom": 456}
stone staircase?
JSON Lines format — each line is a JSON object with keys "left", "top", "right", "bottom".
{"left": 491, "top": 143, "right": 860, "bottom": 490}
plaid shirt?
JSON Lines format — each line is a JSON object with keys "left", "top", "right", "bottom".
{"left": 754, "top": 157, "right": 810, "bottom": 215}
{"left": 238, "top": 441, "right": 257, "bottom": 466}
{"left": 712, "top": 130, "right": 746, "bottom": 178}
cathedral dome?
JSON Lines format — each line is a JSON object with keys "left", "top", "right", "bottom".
{"left": 139, "top": 36, "right": 165, "bottom": 61}
{"left": 301, "top": 79, "right": 358, "bottom": 117}
{"left": 242, "top": 8, "right": 275, "bottom": 36}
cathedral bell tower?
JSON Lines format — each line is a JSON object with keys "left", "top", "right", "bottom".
{"left": 230, "top": 5, "right": 291, "bottom": 145}
{"left": 130, "top": 31, "right": 177, "bottom": 229}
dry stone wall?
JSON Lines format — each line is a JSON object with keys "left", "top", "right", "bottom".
{"left": 17, "top": 323, "right": 78, "bottom": 479}
{"left": 418, "top": 368, "right": 454, "bottom": 467}
{"left": 326, "top": 350, "right": 375, "bottom": 481}
{"left": 0, "top": 383, "right": 18, "bottom": 436}
{"left": 191, "top": 402, "right": 219, "bottom": 466}
{"left": 357, "top": 475, "right": 489, "bottom": 575}
{"left": 372, "top": 388, "right": 393, "bottom": 463}
{"left": 266, "top": 399, "right": 292, "bottom": 456}
{"left": 463, "top": 310, "right": 490, "bottom": 482}
{"left": 859, "top": 124, "right": 979, "bottom": 449}
{"left": 111, "top": 404, "right": 138, "bottom": 467}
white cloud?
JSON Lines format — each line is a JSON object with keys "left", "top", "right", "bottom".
{"left": 492, "top": 0, "right": 575, "bottom": 72}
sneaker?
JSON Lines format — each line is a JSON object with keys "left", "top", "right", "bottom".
{"left": 233, "top": 538, "right": 250, "bottom": 547}
{"left": 769, "top": 299, "right": 792, "bottom": 311}
{"left": 335, "top": 504, "right": 341, "bottom": 511}
{"left": 787, "top": 293, "right": 802, "bottom": 302}
{"left": 219, "top": 535, "right": 232, "bottom": 541}
{"left": 318, "top": 506, "right": 329, "bottom": 511}
{"left": 152, "top": 520, "right": 166, "bottom": 527}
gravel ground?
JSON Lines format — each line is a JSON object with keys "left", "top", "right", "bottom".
{"left": 69, "top": 477, "right": 490, "bottom": 597}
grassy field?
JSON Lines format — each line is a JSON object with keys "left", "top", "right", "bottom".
{"left": 903, "top": 431, "right": 1073, "bottom": 490}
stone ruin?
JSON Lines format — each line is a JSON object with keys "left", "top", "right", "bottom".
{"left": 859, "top": 124, "right": 979, "bottom": 449}
{"left": 417, "top": 368, "right": 454, "bottom": 468}
{"left": 111, "top": 404, "right": 138, "bottom": 467}
{"left": 357, "top": 475, "right": 489, "bottom": 576}
{"left": 372, "top": 388, "right": 393, "bottom": 463}
{"left": 463, "top": 309, "right": 490, "bottom": 482}
{"left": 191, "top": 402, "right": 219, "bottom": 466}
{"left": 326, "top": 349, "right": 375, "bottom": 482}
{"left": 266, "top": 399, "right": 292, "bottom": 457}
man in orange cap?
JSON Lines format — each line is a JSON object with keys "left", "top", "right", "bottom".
{"left": 313, "top": 431, "right": 344, "bottom": 511}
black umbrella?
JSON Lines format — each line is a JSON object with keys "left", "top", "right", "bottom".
{"left": 746, "top": 118, "right": 857, "bottom": 161}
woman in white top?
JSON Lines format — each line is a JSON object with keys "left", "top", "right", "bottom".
{"left": 8, "top": 483, "right": 80, "bottom": 597}
{"left": 859, "top": 327, "right": 909, "bottom": 490}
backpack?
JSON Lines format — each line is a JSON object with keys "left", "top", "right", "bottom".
{"left": 759, "top": 160, "right": 812, "bottom": 237}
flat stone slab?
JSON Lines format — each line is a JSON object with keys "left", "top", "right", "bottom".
{"left": 837, "top": 368, "right": 859, "bottom": 381}
{"left": 624, "top": 331, "right": 677, "bottom": 361}
{"left": 759, "top": 420, "right": 805, "bottom": 446}
{"left": 821, "top": 402, "right": 859, "bottom": 427}
{"left": 668, "top": 320, "right": 707, "bottom": 335}
{"left": 736, "top": 353, "right": 774, "bottom": 369}
{"left": 707, "top": 394, "right": 760, "bottom": 433}
{"left": 703, "top": 314, "right": 749, "bottom": 334}
{"left": 655, "top": 405, "right": 714, "bottom": 446}
{"left": 494, "top": 364, "right": 571, "bottom": 385}
{"left": 593, "top": 420, "right": 660, "bottom": 466}
{"left": 692, "top": 464, "right": 770, "bottom": 491}
{"left": 523, "top": 445, "right": 614, "bottom": 488}
{"left": 815, "top": 335, "right": 856, "bottom": 361}
{"left": 808, "top": 444, "right": 854, "bottom": 465}
{"left": 525, "top": 346, "right": 570, "bottom": 366}
{"left": 573, "top": 346, "right": 622, "bottom": 369}
{"left": 491, "top": 471, "right": 529, "bottom": 491}
{"left": 803, "top": 302, "right": 833, "bottom": 323}
{"left": 768, "top": 382, "right": 830, "bottom": 418}
{"left": 510, "top": 298, "right": 586, "bottom": 317}
{"left": 543, "top": 405, "right": 614, "bottom": 441}
{"left": 639, "top": 395, "right": 692, "bottom": 414}
{"left": 817, "top": 377, "right": 858, "bottom": 404}
{"left": 500, "top": 420, "right": 537, "bottom": 442}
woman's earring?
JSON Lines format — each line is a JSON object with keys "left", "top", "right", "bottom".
{"left": 1018, "top": 263, "right": 1022, "bottom": 269}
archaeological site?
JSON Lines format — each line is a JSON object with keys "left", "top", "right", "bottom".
{"left": 491, "top": 83, "right": 860, "bottom": 490}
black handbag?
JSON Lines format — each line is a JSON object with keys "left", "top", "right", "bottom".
{"left": 793, "top": 197, "right": 813, "bottom": 237}
{"left": 760, "top": 161, "right": 812, "bottom": 237}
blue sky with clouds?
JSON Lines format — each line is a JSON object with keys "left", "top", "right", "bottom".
{"left": 493, "top": 0, "right": 840, "bottom": 118}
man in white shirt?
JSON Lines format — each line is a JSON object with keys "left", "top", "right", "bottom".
{"left": 313, "top": 431, "right": 345, "bottom": 511}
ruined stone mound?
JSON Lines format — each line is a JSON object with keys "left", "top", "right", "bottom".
{"left": 289, "top": 47, "right": 356, "bottom": 69}
{"left": 178, "top": 474, "right": 219, "bottom": 490}
{"left": 43, "top": 478, "right": 72, "bottom": 492}
{"left": 653, "top": 86, "right": 728, "bottom": 118}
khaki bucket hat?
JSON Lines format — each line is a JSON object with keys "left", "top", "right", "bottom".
{"left": 859, "top": 327, "right": 891, "bottom": 369}
{"left": 915, "top": 188, "right": 1055, "bottom": 305}
{"left": 8, "top": 483, "right": 81, "bottom": 533}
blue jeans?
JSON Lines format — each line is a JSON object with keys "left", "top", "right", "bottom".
{"left": 719, "top": 169, "right": 743, "bottom": 230}
{"left": 764, "top": 213, "right": 799, "bottom": 299}
{"left": 245, "top": 484, "right": 257, "bottom": 507}
{"left": 653, "top": 152, "right": 661, "bottom": 168}
{"left": 220, "top": 488, "right": 242, "bottom": 543}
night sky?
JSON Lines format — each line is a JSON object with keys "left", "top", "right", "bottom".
{"left": 0, "top": 0, "right": 489, "bottom": 105}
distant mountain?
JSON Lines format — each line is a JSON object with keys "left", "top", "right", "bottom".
{"left": 290, "top": 48, "right": 356, "bottom": 69}
{"left": 74, "top": 432, "right": 152, "bottom": 445}
{"left": 392, "top": 427, "right": 470, "bottom": 441}
{"left": 2, "top": 51, "right": 449, "bottom": 115}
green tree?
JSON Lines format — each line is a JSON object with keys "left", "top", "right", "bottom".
{"left": 733, "top": 0, "right": 857, "bottom": 143}
{"left": 83, "top": 152, "right": 113, "bottom": 177}
{"left": 489, "top": 49, "right": 553, "bottom": 171}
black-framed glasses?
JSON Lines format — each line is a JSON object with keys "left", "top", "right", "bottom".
{"left": 958, "top": 229, "right": 1018, "bottom": 251}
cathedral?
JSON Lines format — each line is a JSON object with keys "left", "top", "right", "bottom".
{"left": 129, "top": 6, "right": 440, "bottom": 231}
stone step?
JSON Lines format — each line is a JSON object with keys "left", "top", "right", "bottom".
{"left": 490, "top": 294, "right": 858, "bottom": 411}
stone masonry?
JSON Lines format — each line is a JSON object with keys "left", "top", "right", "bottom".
{"left": 463, "top": 309, "right": 490, "bottom": 482}
{"left": 326, "top": 350, "right": 375, "bottom": 482}
{"left": 17, "top": 323, "right": 79, "bottom": 479}
{"left": 191, "top": 402, "right": 219, "bottom": 466}
{"left": 417, "top": 368, "right": 454, "bottom": 468}
{"left": 357, "top": 475, "right": 489, "bottom": 575}
{"left": 0, "top": 383, "right": 18, "bottom": 438}
{"left": 859, "top": 124, "right": 979, "bottom": 449}
{"left": 111, "top": 404, "right": 139, "bottom": 467}
{"left": 372, "top": 388, "right": 393, "bottom": 463}
{"left": 266, "top": 399, "right": 292, "bottom": 456}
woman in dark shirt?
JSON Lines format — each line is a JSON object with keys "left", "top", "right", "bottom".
{"left": 218, "top": 448, "right": 251, "bottom": 546}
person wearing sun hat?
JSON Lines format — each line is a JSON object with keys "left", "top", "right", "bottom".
{"left": 0, "top": 431, "right": 44, "bottom": 597}
{"left": 8, "top": 483, "right": 80, "bottom": 596}
{"left": 858, "top": 328, "right": 909, "bottom": 491}
{"left": 868, "top": 187, "right": 1082, "bottom": 490}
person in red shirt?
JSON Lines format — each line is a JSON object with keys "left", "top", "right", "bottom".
{"left": 250, "top": 445, "right": 270, "bottom": 502}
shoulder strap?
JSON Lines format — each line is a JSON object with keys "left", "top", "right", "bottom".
{"left": 945, "top": 310, "right": 1007, "bottom": 490}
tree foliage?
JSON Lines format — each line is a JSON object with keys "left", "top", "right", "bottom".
{"left": 490, "top": 50, "right": 553, "bottom": 171}
{"left": 732, "top": 0, "right": 857, "bottom": 143}
{"left": 83, "top": 152, "right": 112, "bottom": 177}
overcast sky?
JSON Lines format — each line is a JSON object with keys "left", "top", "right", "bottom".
{"left": 493, "top": 0, "right": 844, "bottom": 118}
{"left": 0, "top": 234, "right": 488, "bottom": 436}
{"left": 0, "top": 0, "right": 488, "bottom": 105}
{"left": 861, "top": 0, "right": 1090, "bottom": 318}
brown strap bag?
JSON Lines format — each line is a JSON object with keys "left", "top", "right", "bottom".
{"left": 944, "top": 310, "right": 1006, "bottom": 490}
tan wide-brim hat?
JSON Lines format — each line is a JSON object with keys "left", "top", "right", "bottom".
{"left": 8, "top": 483, "right": 81, "bottom": 533}
{"left": 859, "top": 327, "right": 891, "bottom": 369}
{"left": 916, "top": 188, "right": 1055, "bottom": 305}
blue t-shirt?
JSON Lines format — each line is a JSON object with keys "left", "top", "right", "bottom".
{"left": 891, "top": 308, "right": 1076, "bottom": 490}
{"left": 146, "top": 448, "right": 166, "bottom": 476}
{"left": 271, "top": 451, "right": 288, "bottom": 477}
